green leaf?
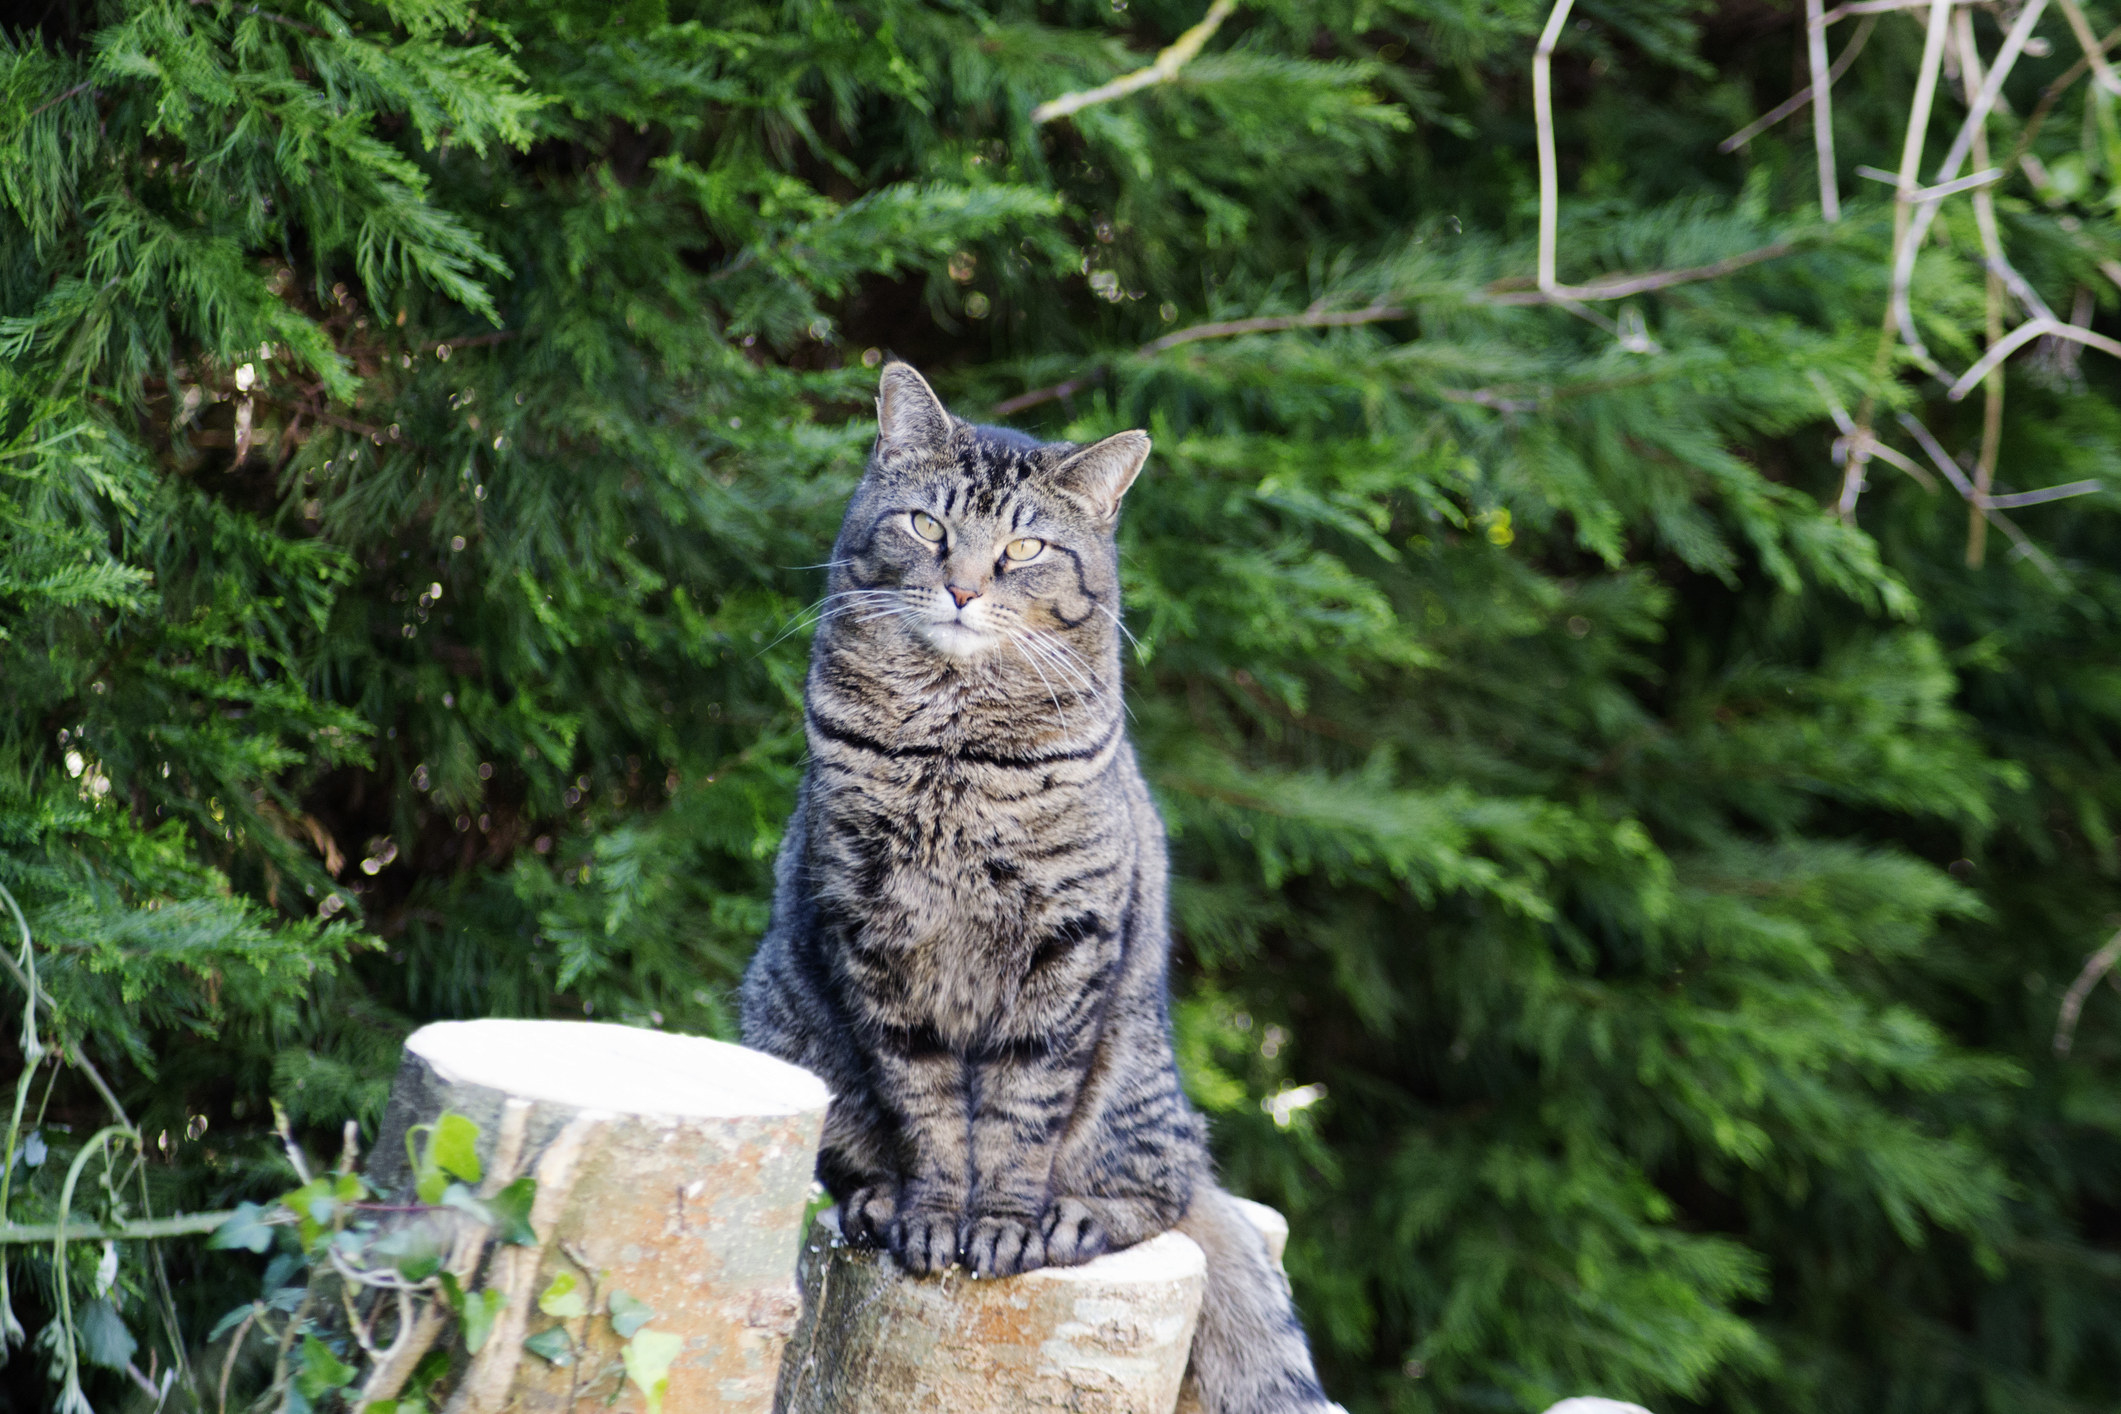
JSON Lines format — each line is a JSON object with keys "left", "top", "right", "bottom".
{"left": 606, "top": 1288, "right": 654, "bottom": 1338}
{"left": 488, "top": 1175, "right": 538, "bottom": 1246}
{"left": 295, "top": 1335, "right": 356, "bottom": 1400}
{"left": 208, "top": 1303, "right": 257, "bottom": 1343}
{"left": 207, "top": 1201, "right": 275, "bottom": 1254}
{"left": 538, "top": 1271, "right": 588, "bottom": 1319}
{"left": 624, "top": 1328, "right": 684, "bottom": 1414}
{"left": 523, "top": 1325, "right": 574, "bottom": 1365}
{"left": 460, "top": 1288, "right": 506, "bottom": 1354}
{"left": 438, "top": 1271, "right": 465, "bottom": 1313}
{"left": 372, "top": 1225, "right": 443, "bottom": 1282}
{"left": 440, "top": 1182, "right": 495, "bottom": 1225}
{"left": 74, "top": 1298, "right": 136, "bottom": 1371}
{"left": 431, "top": 1113, "right": 483, "bottom": 1185}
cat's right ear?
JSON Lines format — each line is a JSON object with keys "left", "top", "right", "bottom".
{"left": 876, "top": 362, "right": 952, "bottom": 456}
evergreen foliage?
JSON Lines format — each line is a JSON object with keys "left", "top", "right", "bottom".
{"left": 1, "top": 0, "right": 2119, "bottom": 1410}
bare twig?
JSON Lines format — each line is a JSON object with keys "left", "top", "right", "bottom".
{"left": 1958, "top": 10, "right": 2005, "bottom": 566}
{"left": 2056, "top": 0, "right": 2121, "bottom": 94}
{"left": 1722, "top": 14, "right": 1876, "bottom": 153}
{"left": 1139, "top": 303, "right": 1407, "bottom": 354}
{"left": 2010, "top": 20, "right": 2121, "bottom": 169}
{"left": 1807, "top": 0, "right": 1842, "bottom": 219}
{"left": 1983, "top": 481, "right": 2103, "bottom": 508}
{"left": 1533, "top": 0, "right": 1581, "bottom": 292}
{"left": 26, "top": 83, "right": 94, "bottom": 119}
{"left": 1491, "top": 242, "right": 1797, "bottom": 304}
{"left": 1949, "top": 318, "right": 2121, "bottom": 399}
{"left": 0, "top": 1211, "right": 237, "bottom": 1244}
{"left": 2056, "top": 928, "right": 2121, "bottom": 1057}
{"left": 1031, "top": 0, "right": 1239, "bottom": 124}
{"left": 1822, "top": 0, "right": 1980, "bottom": 17}
{"left": 1890, "top": 0, "right": 2050, "bottom": 370}
{"left": 1854, "top": 165, "right": 2002, "bottom": 202}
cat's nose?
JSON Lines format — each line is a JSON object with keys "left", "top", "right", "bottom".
{"left": 947, "top": 584, "right": 981, "bottom": 609}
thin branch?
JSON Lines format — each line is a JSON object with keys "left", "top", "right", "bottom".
{"left": 2056, "top": 928, "right": 2121, "bottom": 1057}
{"left": 1949, "top": 318, "right": 2121, "bottom": 399}
{"left": 1854, "top": 164, "right": 2002, "bottom": 201}
{"left": 2010, "top": 20, "right": 2121, "bottom": 169}
{"left": 1958, "top": 9, "right": 2005, "bottom": 566}
{"left": 0, "top": 1212, "right": 237, "bottom": 1245}
{"left": 992, "top": 246, "right": 1797, "bottom": 414}
{"left": 1822, "top": 0, "right": 1980, "bottom": 17}
{"left": 1139, "top": 303, "right": 1408, "bottom": 354}
{"left": 1983, "top": 481, "right": 2103, "bottom": 508}
{"left": 26, "top": 83, "right": 94, "bottom": 119}
{"left": 1808, "top": 0, "right": 1842, "bottom": 219}
{"left": 1897, "top": 411, "right": 2071, "bottom": 583}
{"left": 1890, "top": 0, "right": 2050, "bottom": 369}
{"left": 1533, "top": 0, "right": 1580, "bottom": 292}
{"left": 2055, "top": 0, "right": 2121, "bottom": 94}
{"left": 1031, "top": 0, "right": 1239, "bottom": 124}
{"left": 1490, "top": 242, "right": 1797, "bottom": 304}
{"left": 1722, "top": 14, "right": 1876, "bottom": 153}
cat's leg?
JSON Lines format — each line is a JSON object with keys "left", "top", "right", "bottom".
{"left": 864, "top": 1035, "right": 975, "bottom": 1275}
{"left": 1037, "top": 1033, "right": 1205, "bottom": 1267}
{"left": 961, "top": 1052, "right": 1081, "bottom": 1276}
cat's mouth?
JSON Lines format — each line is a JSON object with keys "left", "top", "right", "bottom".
{"left": 918, "top": 620, "right": 998, "bottom": 659}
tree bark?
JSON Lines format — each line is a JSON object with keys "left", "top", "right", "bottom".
{"left": 777, "top": 1210, "right": 1207, "bottom": 1413}
{"left": 363, "top": 1019, "right": 830, "bottom": 1414}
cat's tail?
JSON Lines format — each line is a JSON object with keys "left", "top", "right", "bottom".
{"left": 1176, "top": 1184, "right": 1344, "bottom": 1414}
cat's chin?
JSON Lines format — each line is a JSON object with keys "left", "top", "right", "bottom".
{"left": 918, "top": 621, "right": 999, "bottom": 659}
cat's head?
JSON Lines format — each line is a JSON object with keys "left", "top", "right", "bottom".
{"left": 827, "top": 362, "right": 1148, "bottom": 664}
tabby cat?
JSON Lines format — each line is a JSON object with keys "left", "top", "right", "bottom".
{"left": 741, "top": 363, "right": 1337, "bottom": 1413}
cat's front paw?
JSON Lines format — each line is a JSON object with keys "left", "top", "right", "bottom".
{"left": 964, "top": 1214, "right": 1047, "bottom": 1277}
{"left": 887, "top": 1206, "right": 963, "bottom": 1276}
{"left": 838, "top": 1183, "right": 899, "bottom": 1248}
{"left": 1039, "top": 1197, "right": 1112, "bottom": 1267}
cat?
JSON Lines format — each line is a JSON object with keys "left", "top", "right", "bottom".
{"left": 740, "top": 362, "right": 1338, "bottom": 1413}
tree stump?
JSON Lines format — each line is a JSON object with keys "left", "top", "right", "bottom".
{"left": 776, "top": 1210, "right": 1207, "bottom": 1414}
{"left": 365, "top": 1019, "right": 830, "bottom": 1414}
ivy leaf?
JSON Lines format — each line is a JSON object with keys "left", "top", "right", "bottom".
{"left": 372, "top": 1225, "right": 443, "bottom": 1282}
{"left": 460, "top": 1288, "right": 506, "bottom": 1354}
{"left": 538, "top": 1272, "right": 588, "bottom": 1319}
{"left": 623, "top": 1328, "right": 684, "bottom": 1414}
{"left": 523, "top": 1325, "right": 574, "bottom": 1365}
{"left": 208, "top": 1303, "right": 257, "bottom": 1343}
{"left": 487, "top": 1175, "right": 538, "bottom": 1246}
{"left": 431, "top": 1113, "right": 483, "bottom": 1184}
{"left": 438, "top": 1271, "right": 466, "bottom": 1313}
{"left": 440, "top": 1182, "right": 495, "bottom": 1226}
{"left": 207, "top": 1202, "right": 275, "bottom": 1254}
{"left": 295, "top": 1334, "right": 356, "bottom": 1400}
{"left": 607, "top": 1288, "right": 654, "bottom": 1338}
{"left": 74, "top": 1298, "right": 136, "bottom": 1371}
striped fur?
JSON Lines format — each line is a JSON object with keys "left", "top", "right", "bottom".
{"left": 741, "top": 363, "right": 1336, "bottom": 1412}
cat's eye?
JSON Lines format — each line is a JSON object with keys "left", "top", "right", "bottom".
{"left": 909, "top": 511, "right": 946, "bottom": 543}
{"left": 1003, "top": 537, "right": 1044, "bottom": 563}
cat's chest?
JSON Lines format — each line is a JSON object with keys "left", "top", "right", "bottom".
{"left": 809, "top": 762, "right": 1132, "bottom": 1032}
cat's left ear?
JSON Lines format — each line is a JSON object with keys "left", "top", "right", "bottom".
{"left": 1050, "top": 430, "right": 1150, "bottom": 522}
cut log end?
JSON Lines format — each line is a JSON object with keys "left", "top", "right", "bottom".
{"left": 777, "top": 1209, "right": 1207, "bottom": 1414}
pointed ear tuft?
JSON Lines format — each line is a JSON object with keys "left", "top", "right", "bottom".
{"left": 1050, "top": 430, "right": 1150, "bottom": 521}
{"left": 876, "top": 362, "right": 953, "bottom": 455}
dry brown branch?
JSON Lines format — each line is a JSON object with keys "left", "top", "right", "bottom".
{"left": 1139, "top": 303, "right": 1408, "bottom": 354}
{"left": 2056, "top": 928, "right": 2121, "bottom": 1057}
{"left": 27, "top": 83, "right": 94, "bottom": 119}
{"left": 1031, "top": 0, "right": 1239, "bottom": 125}
{"left": 1533, "top": 0, "right": 1580, "bottom": 292}
{"left": 1724, "top": 14, "right": 1876, "bottom": 154}
{"left": 1957, "top": 10, "right": 2006, "bottom": 566}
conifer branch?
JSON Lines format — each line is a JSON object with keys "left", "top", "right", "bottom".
{"left": 1721, "top": 15, "right": 1876, "bottom": 154}
{"left": 1030, "top": 0, "right": 1240, "bottom": 125}
{"left": 186, "top": 0, "right": 325, "bottom": 37}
